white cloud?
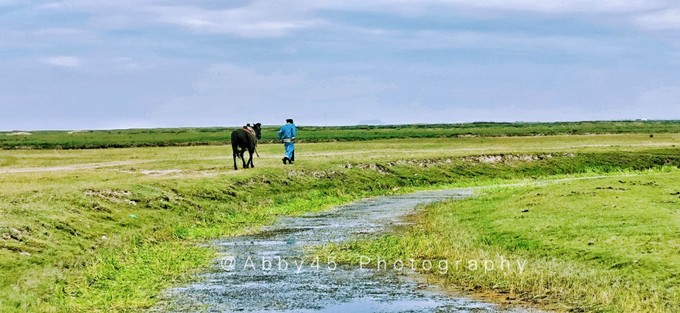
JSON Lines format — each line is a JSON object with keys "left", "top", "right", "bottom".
{"left": 30, "top": 0, "right": 680, "bottom": 38}
{"left": 40, "top": 56, "right": 82, "bottom": 67}
{"left": 3, "top": 0, "right": 680, "bottom": 130}
{"left": 38, "top": 1, "right": 323, "bottom": 37}
{"left": 147, "top": 5, "right": 323, "bottom": 37}
{"left": 298, "top": 0, "right": 667, "bottom": 16}
{"left": 443, "top": 0, "right": 662, "bottom": 14}
{"left": 635, "top": 9, "right": 680, "bottom": 30}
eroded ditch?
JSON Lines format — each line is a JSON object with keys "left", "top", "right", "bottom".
{"left": 152, "top": 189, "right": 538, "bottom": 312}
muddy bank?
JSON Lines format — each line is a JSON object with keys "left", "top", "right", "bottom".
{"left": 151, "top": 189, "right": 538, "bottom": 312}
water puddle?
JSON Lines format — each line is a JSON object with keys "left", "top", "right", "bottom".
{"left": 152, "top": 189, "right": 538, "bottom": 312}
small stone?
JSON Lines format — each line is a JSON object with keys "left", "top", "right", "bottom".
{"left": 18, "top": 251, "right": 31, "bottom": 256}
{"left": 101, "top": 235, "right": 108, "bottom": 240}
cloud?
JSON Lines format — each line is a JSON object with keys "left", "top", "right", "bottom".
{"left": 2, "top": 0, "right": 680, "bottom": 131}
{"left": 151, "top": 64, "right": 392, "bottom": 126}
{"left": 147, "top": 5, "right": 323, "bottom": 37}
{"left": 360, "top": 28, "right": 628, "bottom": 56}
{"left": 37, "top": 0, "right": 324, "bottom": 37}
{"left": 635, "top": 9, "right": 680, "bottom": 30}
{"left": 296, "top": 0, "right": 668, "bottom": 18}
{"left": 40, "top": 56, "right": 82, "bottom": 67}
{"left": 634, "top": 83, "right": 680, "bottom": 117}
{"left": 441, "top": 0, "right": 662, "bottom": 14}
{"left": 28, "top": 0, "right": 680, "bottom": 39}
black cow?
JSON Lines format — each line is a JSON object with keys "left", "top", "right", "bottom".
{"left": 231, "top": 123, "right": 262, "bottom": 170}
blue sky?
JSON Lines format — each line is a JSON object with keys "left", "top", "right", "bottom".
{"left": 1, "top": 0, "right": 680, "bottom": 130}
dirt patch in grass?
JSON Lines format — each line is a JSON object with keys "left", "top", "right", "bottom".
{"left": 84, "top": 189, "right": 136, "bottom": 205}
{"left": 462, "top": 153, "right": 574, "bottom": 164}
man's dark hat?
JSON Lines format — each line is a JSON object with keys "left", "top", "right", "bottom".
{"left": 286, "top": 119, "right": 294, "bottom": 123}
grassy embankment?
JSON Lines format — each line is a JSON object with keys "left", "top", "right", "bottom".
{"left": 318, "top": 168, "right": 680, "bottom": 312}
{"left": 2, "top": 120, "right": 679, "bottom": 149}
{"left": 1, "top": 133, "right": 679, "bottom": 312}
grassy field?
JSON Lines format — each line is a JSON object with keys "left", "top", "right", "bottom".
{"left": 1, "top": 120, "right": 679, "bottom": 149}
{"left": 1, "top": 132, "right": 680, "bottom": 312}
{"left": 319, "top": 171, "right": 680, "bottom": 312}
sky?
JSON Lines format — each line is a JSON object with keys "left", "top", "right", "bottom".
{"left": 1, "top": 0, "right": 680, "bottom": 130}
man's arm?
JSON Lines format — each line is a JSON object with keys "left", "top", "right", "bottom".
{"left": 291, "top": 125, "right": 297, "bottom": 138}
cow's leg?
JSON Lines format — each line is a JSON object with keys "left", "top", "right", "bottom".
{"left": 240, "top": 151, "right": 247, "bottom": 168}
{"left": 232, "top": 145, "right": 240, "bottom": 170}
{"left": 246, "top": 149, "right": 254, "bottom": 168}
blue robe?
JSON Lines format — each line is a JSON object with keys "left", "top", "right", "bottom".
{"left": 278, "top": 123, "right": 297, "bottom": 159}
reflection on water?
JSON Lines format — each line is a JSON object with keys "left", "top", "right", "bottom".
{"left": 152, "top": 189, "right": 538, "bottom": 312}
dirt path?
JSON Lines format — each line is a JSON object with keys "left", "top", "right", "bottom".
{"left": 0, "top": 158, "right": 229, "bottom": 175}
{"left": 0, "top": 160, "right": 146, "bottom": 174}
{"left": 150, "top": 188, "right": 541, "bottom": 312}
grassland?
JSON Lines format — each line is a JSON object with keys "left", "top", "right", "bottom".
{"left": 1, "top": 120, "right": 679, "bottom": 149}
{"left": 319, "top": 171, "right": 680, "bottom": 312}
{"left": 1, "top": 132, "right": 680, "bottom": 312}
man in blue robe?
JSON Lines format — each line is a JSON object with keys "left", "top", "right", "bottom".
{"left": 278, "top": 118, "right": 297, "bottom": 164}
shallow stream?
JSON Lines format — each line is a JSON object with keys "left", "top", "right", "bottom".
{"left": 152, "top": 189, "right": 536, "bottom": 312}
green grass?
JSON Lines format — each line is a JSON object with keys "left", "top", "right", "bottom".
{"left": 2, "top": 120, "right": 679, "bottom": 149}
{"left": 1, "top": 134, "right": 680, "bottom": 312}
{"left": 318, "top": 170, "right": 680, "bottom": 312}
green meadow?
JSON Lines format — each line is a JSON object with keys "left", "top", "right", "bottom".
{"left": 319, "top": 171, "right": 680, "bottom": 312}
{"left": 1, "top": 126, "right": 679, "bottom": 312}
{"left": 2, "top": 120, "right": 679, "bottom": 149}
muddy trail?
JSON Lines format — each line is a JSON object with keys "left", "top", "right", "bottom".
{"left": 152, "top": 189, "right": 538, "bottom": 312}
